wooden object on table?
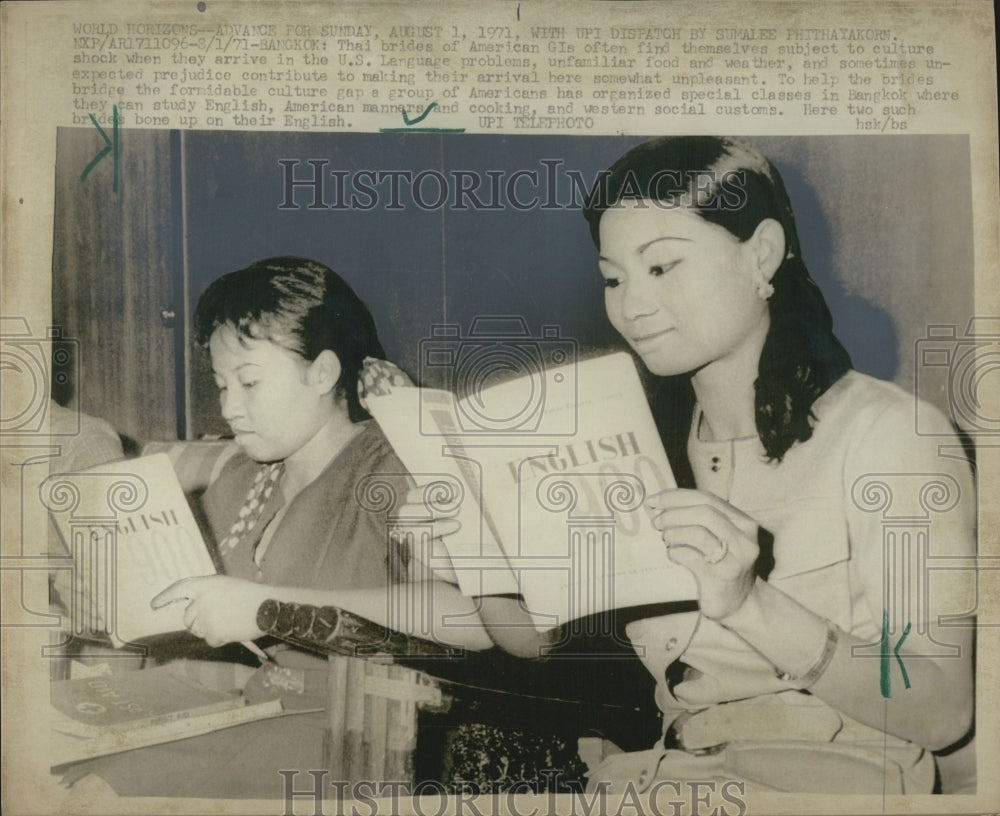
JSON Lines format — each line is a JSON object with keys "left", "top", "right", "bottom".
{"left": 323, "top": 655, "right": 445, "bottom": 784}
{"left": 258, "top": 599, "right": 453, "bottom": 783}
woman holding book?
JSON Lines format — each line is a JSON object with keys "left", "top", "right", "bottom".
{"left": 577, "top": 137, "right": 975, "bottom": 794}
{"left": 79, "top": 257, "right": 502, "bottom": 798}
{"left": 154, "top": 256, "right": 495, "bottom": 654}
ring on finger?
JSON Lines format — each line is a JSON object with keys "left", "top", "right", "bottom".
{"left": 704, "top": 537, "right": 729, "bottom": 565}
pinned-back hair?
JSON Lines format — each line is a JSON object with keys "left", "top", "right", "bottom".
{"left": 194, "top": 257, "right": 385, "bottom": 422}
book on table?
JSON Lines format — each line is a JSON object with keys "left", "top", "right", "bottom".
{"left": 49, "top": 660, "right": 286, "bottom": 766}
{"left": 365, "top": 351, "right": 698, "bottom": 630}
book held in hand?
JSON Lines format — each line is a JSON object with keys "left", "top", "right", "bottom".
{"left": 42, "top": 453, "right": 218, "bottom": 647}
{"left": 366, "top": 352, "right": 698, "bottom": 629}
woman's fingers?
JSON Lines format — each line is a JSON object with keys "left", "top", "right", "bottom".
{"left": 402, "top": 484, "right": 427, "bottom": 508}
{"left": 152, "top": 576, "right": 213, "bottom": 639}
{"left": 397, "top": 482, "right": 464, "bottom": 540}
{"left": 152, "top": 575, "right": 269, "bottom": 646}
{"left": 150, "top": 575, "right": 209, "bottom": 609}
{"left": 181, "top": 601, "right": 198, "bottom": 632}
{"left": 401, "top": 480, "right": 464, "bottom": 518}
{"left": 644, "top": 490, "right": 763, "bottom": 620}
{"left": 649, "top": 495, "right": 761, "bottom": 620}
{"left": 390, "top": 517, "right": 463, "bottom": 549}
{"left": 662, "top": 525, "right": 736, "bottom": 575}
{"left": 662, "top": 524, "right": 730, "bottom": 566}
{"left": 429, "top": 518, "right": 462, "bottom": 538}
{"left": 647, "top": 488, "right": 756, "bottom": 527}
{"left": 651, "top": 504, "right": 750, "bottom": 551}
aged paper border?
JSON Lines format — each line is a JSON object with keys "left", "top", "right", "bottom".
{"left": 2, "top": 1, "right": 998, "bottom": 814}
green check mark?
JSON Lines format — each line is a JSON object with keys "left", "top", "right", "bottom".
{"left": 401, "top": 102, "right": 438, "bottom": 126}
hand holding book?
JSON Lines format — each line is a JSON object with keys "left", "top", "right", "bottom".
{"left": 42, "top": 454, "right": 220, "bottom": 647}
{"left": 647, "top": 488, "right": 761, "bottom": 621}
{"left": 365, "top": 352, "right": 699, "bottom": 629}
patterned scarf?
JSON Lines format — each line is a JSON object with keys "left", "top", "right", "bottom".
{"left": 217, "top": 461, "right": 283, "bottom": 555}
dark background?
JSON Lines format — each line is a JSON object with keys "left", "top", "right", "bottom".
{"left": 53, "top": 132, "right": 974, "bottom": 442}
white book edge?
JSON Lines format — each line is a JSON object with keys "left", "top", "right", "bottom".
{"left": 50, "top": 698, "right": 295, "bottom": 766}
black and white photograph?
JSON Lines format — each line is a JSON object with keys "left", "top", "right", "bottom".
{"left": 1, "top": 3, "right": 997, "bottom": 815}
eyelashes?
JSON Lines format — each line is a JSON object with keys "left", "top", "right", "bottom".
{"left": 602, "top": 260, "right": 681, "bottom": 290}
{"left": 650, "top": 260, "right": 681, "bottom": 276}
{"left": 214, "top": 381, "right": 258, "bottom": 393}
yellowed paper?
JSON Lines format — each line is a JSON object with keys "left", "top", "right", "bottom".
{"left": 2, "top": 1, "right": 997, "bottom": 813}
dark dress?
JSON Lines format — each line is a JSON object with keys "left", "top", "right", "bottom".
{"left": 74, "top": 422, "right": 412, "bottom": 799}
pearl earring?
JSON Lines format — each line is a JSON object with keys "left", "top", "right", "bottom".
{"left": 753, "top": 271, "right": 774, "bottom": 300}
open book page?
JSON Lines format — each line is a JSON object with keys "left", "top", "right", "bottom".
{"left": 41, "top": 454, "right": 217, "bottom": 647}
{"left": 370, "top": 352, "right": 697, "bottom": 628}
{"left": 496, "top": 353, "right": 697, "bottom": 628}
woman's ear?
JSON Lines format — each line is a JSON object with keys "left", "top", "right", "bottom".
{"left": 308, "top": 350, "right": 342, "bottom": 395}
{"left": 746, "top": 218, "right": 786, "bottom": 284}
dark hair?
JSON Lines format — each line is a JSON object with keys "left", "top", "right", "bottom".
{"left": 193, "top": 256, "right": 385, "bottom": 422}
{"left": 583, "top": 136, "right": 852, "bottom": 461}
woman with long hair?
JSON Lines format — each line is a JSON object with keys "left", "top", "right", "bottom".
{"left": 578, "top": 137, "right": 974, "bottom": 793}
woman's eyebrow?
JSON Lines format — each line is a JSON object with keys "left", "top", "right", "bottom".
{"left": 637, "top": 236, "right": 692, "bottom": 253}
{"left": 212, "top": 362, "right": 262, "bottom": 377}
{"left": 599, "top": 235, "right": 692, "bottom": 264}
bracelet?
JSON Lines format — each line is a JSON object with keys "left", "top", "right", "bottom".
{"left": 255, "top": 599, "right": 459, "bottom": 658}
{"left": 776, "top": 620, "right": 840, "bottom": 689}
